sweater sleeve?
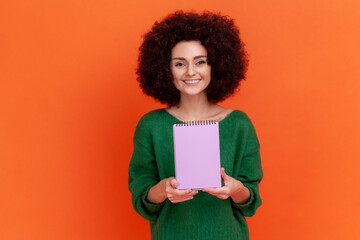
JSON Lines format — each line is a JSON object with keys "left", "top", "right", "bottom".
{"left": 128, "top": 117, "right": 165, "bottom": 222}
{"left": 231, "top": 116, "right": 263, "bottom": 217}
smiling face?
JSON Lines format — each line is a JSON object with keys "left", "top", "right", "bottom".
{"left": 170, "top": 40, "right": 211, "bottom": 100}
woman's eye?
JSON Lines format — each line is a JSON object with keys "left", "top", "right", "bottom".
{"left": 196, "top": 60, "right": 206, "bottom": 65}
{"left": 175, "top": 62, "right": 185, "bottom": 67}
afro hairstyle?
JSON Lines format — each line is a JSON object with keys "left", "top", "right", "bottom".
{"left": 136, "top": 11, "right": 249, "bottom": 105}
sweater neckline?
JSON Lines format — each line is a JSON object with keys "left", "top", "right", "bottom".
{"left": 161, "top": 108, "right": 237, "bottom": 124}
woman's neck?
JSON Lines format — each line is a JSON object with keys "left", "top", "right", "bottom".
{"left": 167, "top": 94, "right": 227, "bottom": 122}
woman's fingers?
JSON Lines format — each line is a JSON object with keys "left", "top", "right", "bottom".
{"left": 167, "top": 190, "right": 198, "bottom": 201}
{"left": 203, "top": 169, "right": 246, "bottom": 201}
{"left": 220, "top": 168, "right": 227, "bottom": 179}
{"left": 168, "top": 194, "right": 195, "bottom": 203}
{"left": 164, "top": 177, "right": 198, "bottom": 203}
{"left": 167, "top": 189, "right": 198, "bottom": 203}
{"left": 203, "top": 187, "right": 230, "bottom": 199}
{"left": 170, "top": 178, "right": 178, "bottom": 188}
{"left": 168, "top": 189, "right": 198, "bottom": 197}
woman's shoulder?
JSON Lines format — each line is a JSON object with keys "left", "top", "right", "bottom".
{"left": 224, "top": 109, "right": 251, "bottom": 121}
{"left": 140, "top": 108, "right": 165, "bottom": 119}
{"left": 221, "top": 109, "right": 256, "bottom": 128}
{"left": 136, "top": 108, "right": 174, "bottom": 128}
{"left": 133, "top": 109, "right": 167, "bottom": 136}
{"left": 223, "top": 110, "right": 259, "bottom": 143}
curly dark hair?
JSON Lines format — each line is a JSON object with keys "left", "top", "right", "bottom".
{"left": 136, "top": 11, "right": 249, "bottom": 105}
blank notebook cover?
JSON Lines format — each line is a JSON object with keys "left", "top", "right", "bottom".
{"left": 173, "top": 121, "right": 221, "bottom": 190}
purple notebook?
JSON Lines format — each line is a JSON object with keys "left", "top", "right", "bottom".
{"left": 173, "top": 121, "right": 221, "bottom": 190}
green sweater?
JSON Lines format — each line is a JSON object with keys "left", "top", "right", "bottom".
{"left": 128, "top": 109, "right": 263, "bottom": 240}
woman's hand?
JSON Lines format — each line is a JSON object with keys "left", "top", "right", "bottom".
{"left": 202, "top": 168, "right": 250, "bottom": 204}
{"left": 147, "top": 177, "right": 198, "bottom": 204}
{"left": 165, "top": 177, "right": 198, "bottom": 203}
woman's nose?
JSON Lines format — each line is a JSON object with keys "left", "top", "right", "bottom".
{"left": 186, "top": 64, "right": 195, "bottom": 76}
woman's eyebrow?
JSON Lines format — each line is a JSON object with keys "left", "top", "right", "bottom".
{"left": 171, "top": 55, "right": 207, "bottom": 60}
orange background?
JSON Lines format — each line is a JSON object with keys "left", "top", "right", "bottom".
{"left": 1, "top": 0, "right": 359, "bottom": 239}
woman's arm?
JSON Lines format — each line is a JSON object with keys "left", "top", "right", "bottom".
{"left": 204, "top": 112, "right": 263, "bottom": 216}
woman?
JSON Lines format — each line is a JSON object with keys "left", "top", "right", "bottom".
{"left": 128, "top": 11, "right": 263, "bottom": 240}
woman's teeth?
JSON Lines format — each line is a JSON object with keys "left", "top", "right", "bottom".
{"left": 184, "top": 79, "right": 201, "bottom": 84}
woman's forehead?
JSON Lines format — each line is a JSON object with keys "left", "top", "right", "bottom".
{"left": 171, "top": 40, "right": 207, "bottom": 59}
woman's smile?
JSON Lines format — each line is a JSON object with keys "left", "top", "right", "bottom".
{"left": 183, "top": 79, "right": 202, "bottom": 85}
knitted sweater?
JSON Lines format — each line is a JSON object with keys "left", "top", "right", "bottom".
{"left": 128, "top": 109, "right": 263, "bottom": 240}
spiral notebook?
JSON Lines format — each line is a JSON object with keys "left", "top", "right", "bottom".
{"left": 173, "top": 121, "right": 221, "bottom": 190}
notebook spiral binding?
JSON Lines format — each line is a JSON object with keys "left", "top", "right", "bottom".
{"left": 174, "top": 120, "right": 217, "bottom": 127}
